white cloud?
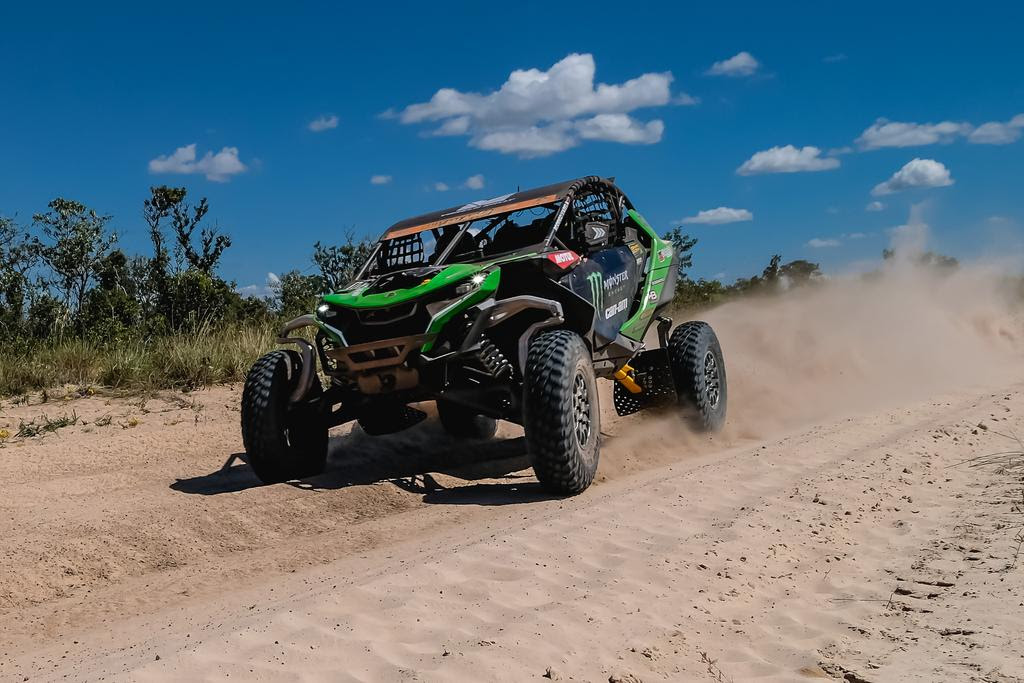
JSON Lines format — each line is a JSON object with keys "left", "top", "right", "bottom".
{"left": 238, "top": 272, "right": 279, "bottom": 299}
{"left": 308, "top": 114, "right": 339, "bottom": 132}
{"left": 575, "top": 114, "right": 664, "bottom": 144}
{"left": 866, "top": 201, "right": 885, "bottom": 212}
{"left": 857, "top": 114, "right": 1024, "bottom": 149}
{"left": 472, "top": 122, "right": 578, "bottom": 156}
{"left": 844, "top": 232, "right": 867, "bottom": 239}
{"left": 823, "top": 53, "right": 848, "bottom": 63}
{"left": 672, "top": 92, "right": 699, "bottom": 106}
{"left": 968, "top": 114, "right": 1024, "bottom": 144}
{"left": 370, "top": 175, "right": 392, "bottom": 185}
{"left": 871, "top": 158, "right": 953, "bottom": 196}
{"left": 706, "top": 51, "right": 760, "bottom": 77}
{"left": 807, "top": 238, "right": 842, "bottom": 248}
{"left": 433, "top": 182, "right": 450, "bottom": 192}
{"left": 394, "top": 53, "right": 678, "bottom": 157}
{"left": 463, "top": 174, "right": 485, "bottom": 190}
{"left": 737, "top": 145, "right": 839, "bottom": 175}
{"left": 856, "top": 118, "right": 970, "bottom": 149}
{"left": 148, "top": 143, "right": 247, "bottom": 182}
{"left": 677, "top": 207, "right": 753, "bottom": 225}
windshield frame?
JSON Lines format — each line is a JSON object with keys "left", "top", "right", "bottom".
{"left": 357, "top": 200, "right": 567, "bottom": 279}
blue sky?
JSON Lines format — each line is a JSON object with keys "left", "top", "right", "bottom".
{"left": 2, "top": 1, "right": 1023, "bottom": 291}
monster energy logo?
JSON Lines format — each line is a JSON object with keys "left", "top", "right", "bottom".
{"left": 586, "top": 272, "right": 603, "bottom": 311}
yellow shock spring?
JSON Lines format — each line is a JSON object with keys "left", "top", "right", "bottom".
{"left": 613, "top": 363, "right": 643, "bottom": 394}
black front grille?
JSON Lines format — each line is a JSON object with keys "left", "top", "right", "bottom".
{"left": 357, "top": 302, "right": 418, "bottom": 325}
{"left": 332, "top": 302, "right": 431, "bottom": 345}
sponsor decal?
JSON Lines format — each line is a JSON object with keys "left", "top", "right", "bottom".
{"left": 628, "top": 242, "right": 643, "bottom": 256}
{"left": 605, "top": 298, "right": 628, "bottom": 319}
{"left": 552, "top": 199, "right": 571, "bottom": 233}
{"left": 588, "top": 224, "right": 607, "bottom": 240}
{"left": 648, "top": 289, "right": 659, "bottom": 302}
{"left": 657, "top": 246, "right": 673, "bottom": 263}
{"left": 546, "top": 250, "right": 580, "bottom": 269}
{"left": 586, "top": 271, "right": 603, "bottom": 311}
{"left": 603, "top": 270, "right": 630, "bottom": 290}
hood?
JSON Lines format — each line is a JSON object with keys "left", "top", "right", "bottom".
{"left": 321, "top": 262, "right": 487, "bottom": 309}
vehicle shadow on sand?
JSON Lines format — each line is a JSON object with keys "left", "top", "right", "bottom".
{"left": 170, "top": 419, "right": 559, "bottom": 505}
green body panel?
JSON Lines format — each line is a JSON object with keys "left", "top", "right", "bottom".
{"left": 322, "top": 262, "right": 486, "bottom": 309}
{"left": 313, "top": 255, "right": 527, "bottom": 349}
{"left": 420, "top": 268, "right": 501, "bottom": 352}
{"left": 620, "top": 209, "right": 674, "bottom": 342}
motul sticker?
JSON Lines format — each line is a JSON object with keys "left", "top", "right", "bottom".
{"left": 546, "top": 250, "right": 580, "bottom": 269}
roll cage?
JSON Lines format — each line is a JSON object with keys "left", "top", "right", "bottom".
{"left": 355, "top": 176, "right": 634, "bottom": 279}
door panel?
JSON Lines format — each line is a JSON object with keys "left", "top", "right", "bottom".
{"left": 566, "top": 246, "right": 639, "bottom": 344}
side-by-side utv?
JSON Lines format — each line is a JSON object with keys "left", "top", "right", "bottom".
{"left": 241, "top": 176, "right": 727, "bottom": 495}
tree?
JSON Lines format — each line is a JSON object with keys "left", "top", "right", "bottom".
{"left": 779, "top": 259, "right": 821, "bottom": 285}
{"left": 674, "top": 277, "right": 728, "bottom": 310}
{"left": 269, "top": 234, "right": 375, "bottom": 318}
{"left": 761, "top": 254, "right": 782, "bottom": 284}
{"left": 661, "top": 227, "right": 698, "bottom": 281}
{"left": 143, "top": 186, "right": 238, "bottom": 331}
{"left": 312, "top": 233, "right": 374, "bottom": 291}
{"left": 144, "top": 186, "right": 230, "bottom": 277}
{"left": 883, "top": 248, "right": 958, "bottom": 272}
{"left": 76, "top": 250, "right": 144, "bottom": 342}
{"left": 273, "top": 271, "right": 322, "bottom": 320}
{"left": 0, "top": 216, "right": 39, "bottom": 340}
{"left": 32, "top": 198, "right": 116, "bottom": 326}
{"left": 143, "top": 186, "right": 183, "bottom": 310}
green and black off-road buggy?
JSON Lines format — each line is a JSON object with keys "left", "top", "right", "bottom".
{"left": 242, "top": 176, "right": 727, "bottom": 495}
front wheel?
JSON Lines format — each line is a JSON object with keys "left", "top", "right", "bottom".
{"left": 523, "top": 330, "right": 600, "bottom": 495}
{"left": 667, "top": 321, "right": 728, "bottom": 432}
{"left": 241, "top": 350, "right": 328, "bottom": 483}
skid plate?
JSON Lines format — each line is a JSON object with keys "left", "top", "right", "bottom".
{"left": 612, "top": 348, "right": 678, "bottom": 417}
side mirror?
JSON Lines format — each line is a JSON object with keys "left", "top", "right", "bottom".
{"left": 583, "top": 221, "right": 610, "bottom": 247}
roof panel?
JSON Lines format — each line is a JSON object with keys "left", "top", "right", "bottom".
{"left": 383, "top": 178, "right": 583, "bottom": 238}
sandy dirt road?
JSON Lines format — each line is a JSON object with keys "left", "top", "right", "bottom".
{"left": 3, "top": 377, "right": 1024, "bottom": 682}
{"left": 3, "top": 268, "right": 1024, "bottom": 681}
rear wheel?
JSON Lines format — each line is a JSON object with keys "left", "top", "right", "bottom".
{"left": 523, "top": 330, "right": 600, "bottom": 495}
{"left": 667, "top": 321, "right": 727, "bottom": 432}
{"left": 241, "top": 350, "right": 327, "bottom": 483}
{"left": 437, "top": 399, "right": 498, "bottom": 439}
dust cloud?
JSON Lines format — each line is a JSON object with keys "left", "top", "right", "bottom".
{"left": 602, "top": 208, "right": 1024, "bottom": 469}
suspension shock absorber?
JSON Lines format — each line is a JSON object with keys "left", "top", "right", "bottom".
{"left": 475, "top": 335, "right": 513, "bottom": 379}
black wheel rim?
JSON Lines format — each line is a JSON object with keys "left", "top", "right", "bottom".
{"left": 703, "top": 351, "right": 721, "bottom": 409}
{"left": 572, "top": 371, "right": 592, "bottom": 447}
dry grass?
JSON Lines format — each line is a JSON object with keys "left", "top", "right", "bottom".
{"left": 0, "top": 324, "right": 276, "bottom": 397}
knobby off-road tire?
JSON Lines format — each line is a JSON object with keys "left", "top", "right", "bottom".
{"left": 667, "top": 321, "right": 727, "bottom": 432}
{"left": 241, "top": 350, "right": 328, "bottom": 484}
{"left": 437, "top": 399, "right": 498, "bottom": 439}
{"left": 523, "top": 330, "right": 601, "bottom": 495}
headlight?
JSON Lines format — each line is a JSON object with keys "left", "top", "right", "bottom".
{"left": 455, "top": 273, "right": 487, "bottom": 296}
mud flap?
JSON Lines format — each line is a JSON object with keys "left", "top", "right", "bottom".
{"left": 612, "top": 348, "right": 678, "bottom": 417}
{"left": 357, "top": 404, "right": 427, "bottom": 435}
